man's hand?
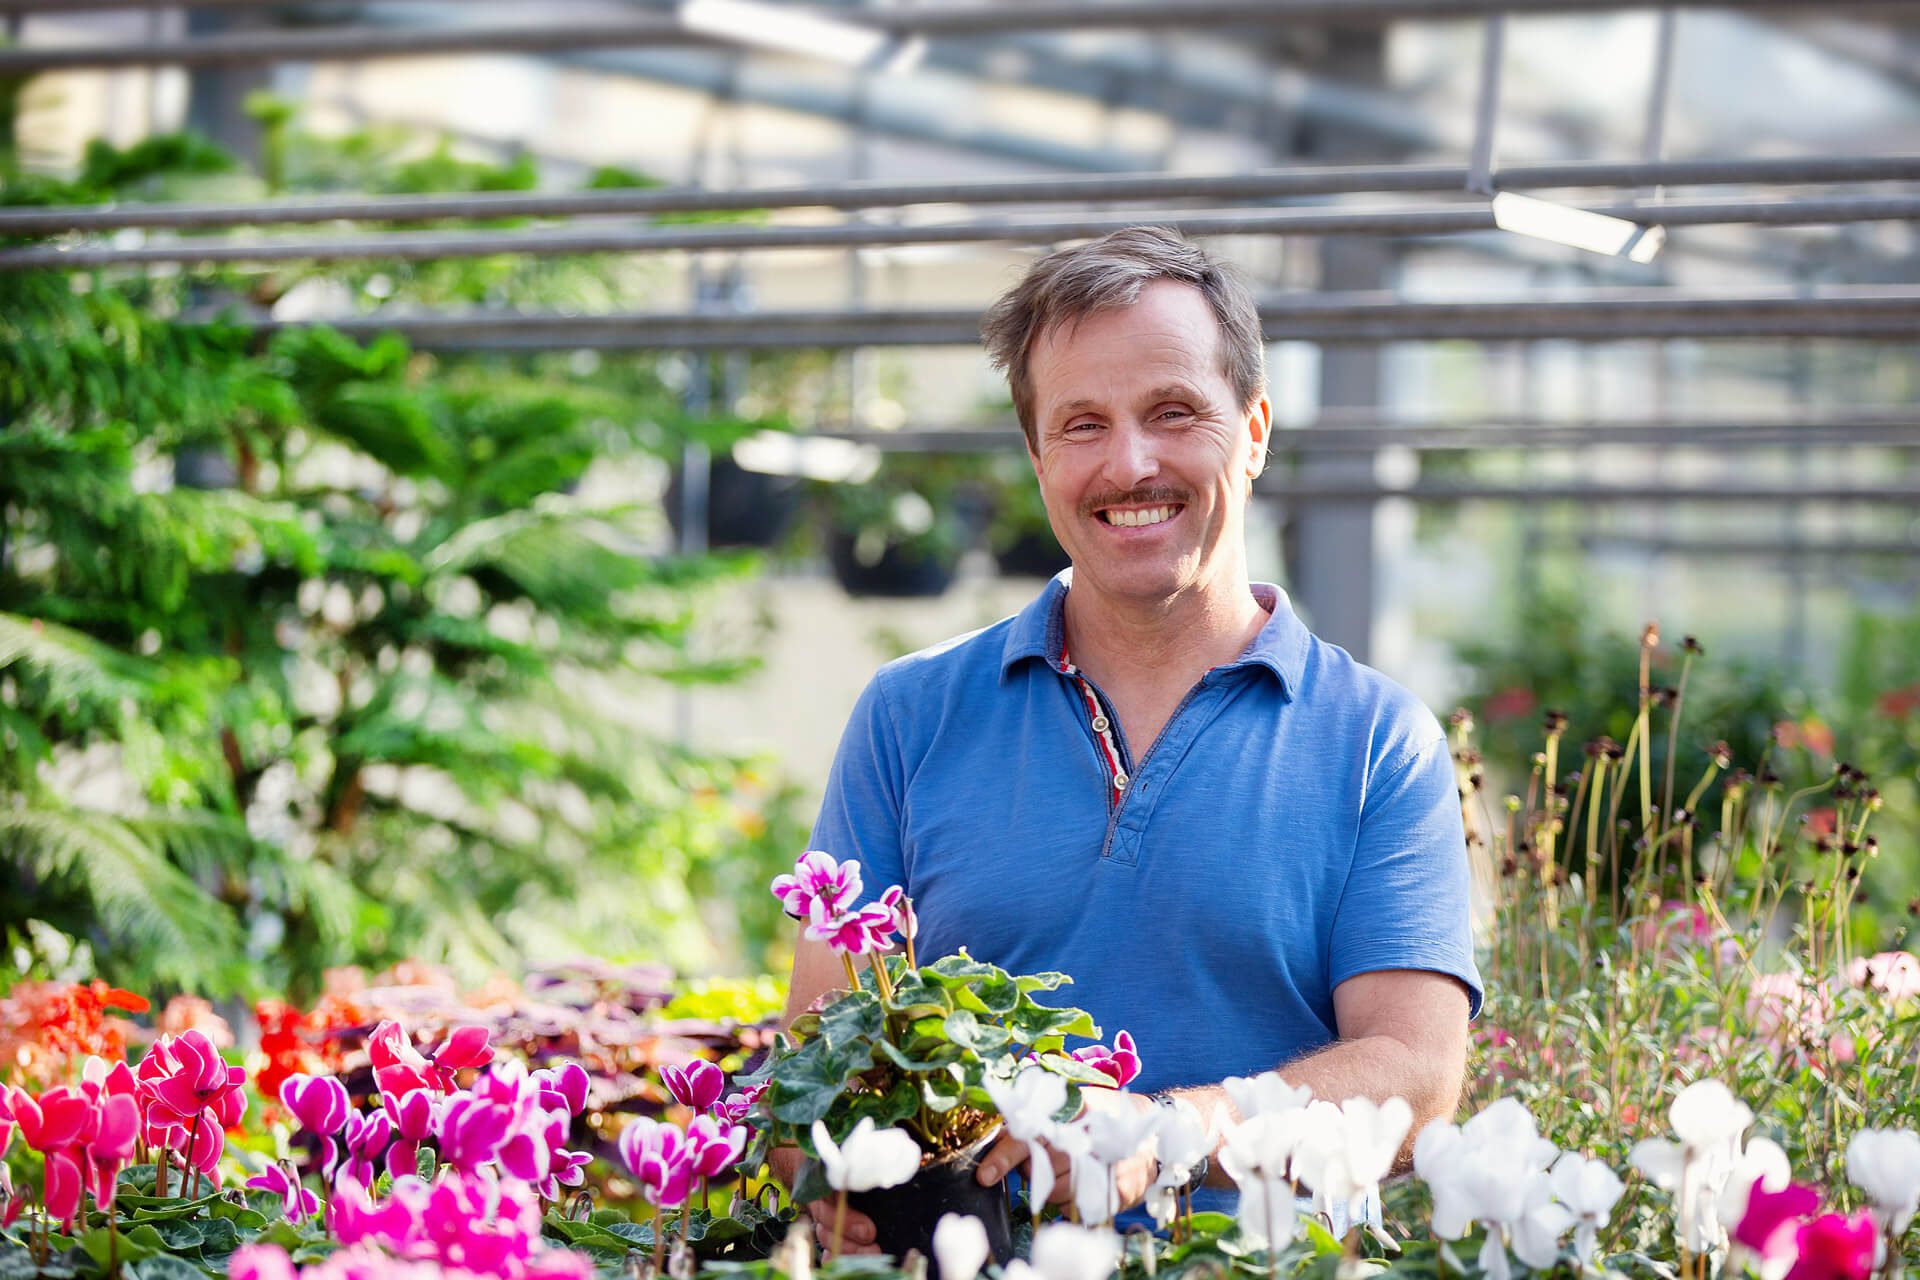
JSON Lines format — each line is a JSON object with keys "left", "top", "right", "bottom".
{"left": 975, "top": 1088, "right": 1158, "bottom": 1215}
{"left": 767, "top": 1146, "right": 879, "bottom": 1257}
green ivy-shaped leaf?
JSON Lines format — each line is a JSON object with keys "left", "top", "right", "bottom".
{"left": 769, "top": 1037, "right": 871, "bottom": 1125}
{"left": 943, "top": 1008, "right": 1012, "bottom": 1054}
{"left": 813, "top": 990, "right": 884, "bottom": 1052}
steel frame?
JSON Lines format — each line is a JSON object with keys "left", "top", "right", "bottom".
{"left": 6, "top": 193, "right": 1918, "bottom": 271}
{"left": 3, "top": 1, "right": 1917, "bottom": 70}
{"left": 5, "top": 156, "right": 1915, "bottom": 238}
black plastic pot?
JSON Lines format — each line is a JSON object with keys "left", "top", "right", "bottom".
{"left": 848, "top": 1128, "right": 1012, "bottom": 1278}
{"left": 826, "top": 529, "right": 960, "bottom": 599}
{"left": 991, "top": 531, "right": 1071, "bottom": 579}
{"left": 666, "top": 453, "right": 803, "bottom": 549}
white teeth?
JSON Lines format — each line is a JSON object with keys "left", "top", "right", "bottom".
{"left": 1103, "top": 505, "right": 1176, "bottom": 528}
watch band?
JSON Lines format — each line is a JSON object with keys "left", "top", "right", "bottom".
{"left": 1146, "top": 1091, "right": 1212, "bottom": 1195}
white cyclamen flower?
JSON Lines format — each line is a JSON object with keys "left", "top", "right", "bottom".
{"left": 984, "top": 1066, "right": 1068, "bottom": 1143}
{"left": 1510, "top": 1172, "right": 1576, "bottom": 1272}
{"left": 1549, "top": 1152, "right": 1625, "bottom": 1264}
{"left": 1219, "top": 1110, "right": 1308, "bottom": 1250}
{"left": 1029, "top": 1222, "right": 1121, "bottom": 1280}
{"left": 812, "top": 1118, "right": 921, "bottom": 1193}
{"left": 1715, "top": 1136, "right": 1791, "bottom": 1231}
{"left": 1631, "top": 1080, "right": 1756, "bottom": 1254}
{"left": 1223, "top": 1071, "right": 1313, "bottom": 1121}
{"left": 1847, "top": 1128, "right": 1920, "bottom": 1236}
{"left": 1144, "top": 1098, "right": 1217, "bottom": 1227}
{"left": 932, "top": 1213, "right": 990, "bottom": 1280}
{"left": 1334, "top": 1096, "right": 1413, "bottom": 1207}
{"left": 1414, "top": 1098, "right": 1564, "bottom": 1280}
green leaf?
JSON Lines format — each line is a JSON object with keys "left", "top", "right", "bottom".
{"left": 943, "top": 1008, "right": 1011, "bottom": 1054}
{"left": 921, "top": 952, "right": 1003, "bottom": 989}
{"left": 1007, "top": 1000, "right": 1098, "bottom": 1044}
{"left": 416, "top": 1145, "right": 438, "bottom": 1181}
{"left": 789, "top": 1157, "right": 832, "bottom": 1209}
{"left": 134, "top": 1253, "right": 217, "bottom": 1280}
{"left": 1014, "top": 972, "right": 1071, "bottom": 993}
{"left": 875, "top": 1039, "right": 963, "bottom": 1073}
{"left": 974, "top": 972, "right": 1021, "bottom": 1016}
{"left": 769, "top": 1037, "right": 869, "bottom": 1126}
{"left": 76, "top": 1224, "right": 171, "bottom": 1267}
{"left": 814, "top": 990, "right": 884, "bottom": 1052}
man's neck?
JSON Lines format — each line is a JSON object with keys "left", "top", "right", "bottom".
{"left": 1061, "top": 572, "right": 1269, "bottom": 690}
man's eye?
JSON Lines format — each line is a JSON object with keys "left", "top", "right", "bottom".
{"left": 1156, "top": 408, "right": 1191, "bottom": 422}
{"left": 1065, "top": 421, "right": 1101, "bottom": 434}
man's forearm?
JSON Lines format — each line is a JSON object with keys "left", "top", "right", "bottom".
{"left": 1157, "top": 1033, "right": 1463, "bottom": 1188}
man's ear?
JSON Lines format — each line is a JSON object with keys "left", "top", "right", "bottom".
{"left": 1245, "top": 394, "right": 1273, "bottom": 481}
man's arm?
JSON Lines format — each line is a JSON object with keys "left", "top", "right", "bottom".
{"left": 975, "top": 968, "right": 1469, "bottom": 1198}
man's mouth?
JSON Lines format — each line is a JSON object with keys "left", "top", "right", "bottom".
{"left": 1096, "top": 504, "right": 1183, "bottom": 528}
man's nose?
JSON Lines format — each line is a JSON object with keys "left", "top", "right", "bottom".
{"left": 1101, "top": 420, "right": 1161, "bottom": 487}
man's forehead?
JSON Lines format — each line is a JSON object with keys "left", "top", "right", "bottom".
{"left": 1029, "top": 283, "right": 1223, "bottom": 413}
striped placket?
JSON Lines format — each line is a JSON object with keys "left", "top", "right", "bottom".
{"left": 1058, "top": 642, "right": 1129, "bottom": 802}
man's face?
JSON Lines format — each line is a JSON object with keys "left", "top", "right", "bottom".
{"left": 1025, "top": 280, "right": 1270, "bottom": 608}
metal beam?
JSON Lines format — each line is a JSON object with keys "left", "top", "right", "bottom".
{"left": 8, "top": 194, "right": 1917, "bottom": 271}
{"left": 190, "top": 291, "right": 1920, "bottom": 348}
{"left": 5, "top": 156, "right": 1915, "bottom": 237}
{"left": 1251, "top": 480, "right": 1920, "bottom": 502}
{"left": 4, "top": 1, "right": 1917, "bottom": 71}
{"left": 812, "top": 417, "right": 1920, "bottom": 452}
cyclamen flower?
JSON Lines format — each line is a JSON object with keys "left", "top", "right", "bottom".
{"left": 686, "top": 1114, "right": 749, "bottom": 1178}
{"left": 333, "top": 1108, "right": 394, "bottom": 1186}
{"left": 369, "top": 1022, "right": 495, "bottom": 1098}
{"left": 382, "top": 1087, "right": 438, "bottom": 1181}
{"left": 1736, "top": 1178, "right": 1824, "bottom": 1278}
{"left": 804, "top": 899, "right": 897, "bottom": 955}
{"left": 812, "top": 1118, "right": 921, "bottom": 1193}
{"left": 933, "top": 1214, "right": 991, "bottom": 1280}
{"left": 1788, "top": 1212, "right": 1878, "bottom": 1280}
{"left": 435, "top": 1092, "right": 515, "bottom": 1175}
{"left": 661, "top": 1060, "right": 726, "bottom": 1113}
{"left": 247, "top": 1161, "right": 321, "bottom": 1223}
{"left": 618, "top": 1117, "right": 697, "bottom": 1209}
{"left": 711, "top": 1083, "right": 766, "bottom": 1125}
{"left": 532, "top": 1062, "right": 591, "bottom": 1118}
{"left": 1846, "top": 1127, "right": 1920, "bottom": 1236}
{"left": 771, "top": 851, "right": 863, "bottom": 921}
{"left": 1071, "top": 1032, "right": 1141, "bottom": 1088}
{"left": 879, "top": 885, "right": 918, "bottom": 941}
{"left": 281, "top": 1074, "right": 351, "bottom": 1139}
{"left": 143, "top": 1030, "right": 248, "bottom": 1129}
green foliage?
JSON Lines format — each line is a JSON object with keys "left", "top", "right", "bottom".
{"left": 1, "top": 112, "right": 802, "bottom": 997}
{"left": 757, "top": 948, "right": 1105, "bottom": 1160}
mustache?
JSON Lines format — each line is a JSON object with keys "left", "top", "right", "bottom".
{"left": 1078, "top": 486, "right": 1190, "bottom": 519}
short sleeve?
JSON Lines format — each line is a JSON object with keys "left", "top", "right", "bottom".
{"left": 807, "top": 674, "right": 910, "bottom": 908}
{"left": 1327, "top": 731, "right": 1485, "bottom": 1018}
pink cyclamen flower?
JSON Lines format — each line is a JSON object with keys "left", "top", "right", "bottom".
{"left": 369, "top": 1021, "right": 495, "bottom": 1098}
{"left": 82, "top": 1092, "right": 140, "bottom": 1215}
{"left": 282, "top": 1074, "right": 351, "bottom": 1138}
{"left": 879, "top": 885, "right": 919, "bottom": 941}
{"left": 1844, "top": 951, "right": 1920, "bottom": 1002}
{"left": 247, "top": 1162, "right": 321, "bottom": 1223}
{"left": 1787, "top": 1212, "right": 1878, "bottom": 1280}
{"left": 382, "top": 1087, "right": 438, "bottom": 1181}
{"left": 617, "top": 1117, "right": 697, "bottom": 1209}
{"left": 804, "top": 899, "right": 897, "bottom": 955}
{"left": 1734, "top": 1177, "right": 1823, "bottom": 1263}
{"left": 434, "top": 1093, "right": 514, "bottom": 1175}
{"left": 711, "top": 1083, "right": 767, "bottom": 1126}
{"left": 1072, "top": 1031, "right": 1142, "bottom": 1088}
{"left": 332, "top": 1109, "right": 393, "bottom": 1187}
{"left": 686, "top": 1114, "right": 748, "bottom": 1179}
{"left": 532, "top": 1062, "right": 591, "bottom": 1118}
{"left": 143, "top": 1030, "right": 247, "bottom": 1128}
{"left": 661, "top": 1060, "right": 726, "bottom": 1113}
{"left": 771, "top": 851, "right": 863, "bottom": 921}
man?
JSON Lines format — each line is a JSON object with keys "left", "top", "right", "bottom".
{"left": 780, "top": 226, "right": 1482, "bottom": 1247}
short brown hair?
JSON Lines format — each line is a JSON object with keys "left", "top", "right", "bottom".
{"left": 980, "top": 226, "right": 1266, "bottom": 450}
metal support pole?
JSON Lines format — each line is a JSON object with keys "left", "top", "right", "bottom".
{"left": 5, "top": 155, "right": 1915, "bottom": 236}
{"left": 1466, "top": 16, "right": 1503, "bottom": 196}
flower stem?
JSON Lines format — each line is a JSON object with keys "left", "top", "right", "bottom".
{"left": 186, "top": 1111, "right": 205, "bottom": 1199}
{"left": 841, "top": 953, "right": 862, "bottom": 995}
{"left": 831, "top": 1190, "right": 849, "bottom": 1260}
{"left": 652, "top": 1202, "right": 665, "bottom": 1277}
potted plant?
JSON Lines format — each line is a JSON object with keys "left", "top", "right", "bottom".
{"left": 742, "top": 851, "right": 1122, "bottom": 1270}
{"left": 817, "top": 454, "right": 990, "bottom": 598}
{"left": 984, "top": 453, "right": 1070, "bottom": 580}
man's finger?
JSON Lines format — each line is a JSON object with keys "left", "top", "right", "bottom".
{"left": 804, "top": 1199, "right": 877, "bottom": 1245}
{"left": 975, "top": 1133, "right": 1031, "bottom": 1186}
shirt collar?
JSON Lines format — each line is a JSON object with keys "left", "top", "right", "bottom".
{"left": 999, "top": 570, "right": 1310, "bottom": 699}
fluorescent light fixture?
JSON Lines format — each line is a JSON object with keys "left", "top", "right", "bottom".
{"left": 1491, "top": 192, "right": 1666, "bottom": 264}
{"left": 732, "top": 432, "right": 881, "bottom": 483}
{"left": 679, "top": 0, "right": 920, "bottom": 72}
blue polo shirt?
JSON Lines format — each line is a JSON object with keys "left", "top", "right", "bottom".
{"left": 810, "top": 571, "right": 1483, "bottom": 1133}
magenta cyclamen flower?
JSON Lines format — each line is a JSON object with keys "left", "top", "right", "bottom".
{"left": 685, "top": 1115, "right": 749, "bottom": 1179}
{"left": 617, "top": 1117, "right": 697, "bottom": 1209}
{"left": 532, "top": 1062, "right": 591, "bottom": 1118}
{"left": 381, "top": 1087, "right": 437, "bottom": 1181}
{"left": 804, "top": 899, "right": 897, "bottom": 955}
{"left": 879, "top": 886, "right": 918, "bottom": 941}
{"left": 661, "top": 1060, "right": 726, "bottom": 1113}
{"left": 331, "top": 1109, "right": 394, "bottom": 1187}
{"left": 247, "top": 1162, "right": 321, "bottom": 1223}
{"left": 435, "top": 1093, "right": 515, "bottom": 1175}
{"left": 1787, "top": 1212, "right": 1878, "bottom": 1280}
{"left": 711, "top": 1083, "right": 766, "bottom": 1126}
{"left": 771, "top": 851, "right": 863, "bottom": 921}
{"left": 1736, "top": 1177, "right": 1824, "bottom": 1263}
{"left": 1072, "top": 1030, "right": 1142, "bottom": 1088}
{"left": 281, "top": 1074, "right": 351, "bottom": 1138}
{"left": 143, "top": 1030, "right": 248, "bottom": 1128}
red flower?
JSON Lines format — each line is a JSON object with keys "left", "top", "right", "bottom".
{"left": 1875, "top": 683, "right": 1920, "bottom": 720}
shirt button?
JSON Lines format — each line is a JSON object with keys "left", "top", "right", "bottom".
{"left": 1091, "top": 714, "right": 1110, "bottom": 733}
{"left": 1114, "top": 772, "right": 1129, "bottom": 790}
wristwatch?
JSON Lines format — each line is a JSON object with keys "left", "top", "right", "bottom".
{"left": 1146, "top": 1091, "right": 1211, "bottom": 1194}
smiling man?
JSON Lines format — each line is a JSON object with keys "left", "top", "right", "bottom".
{"left": 781, "top": 226, "right": 1482, "bottom": 1242}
